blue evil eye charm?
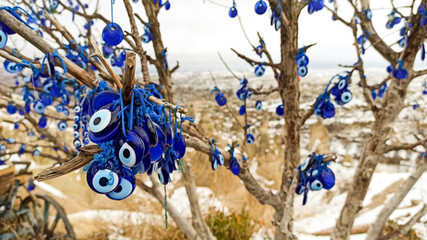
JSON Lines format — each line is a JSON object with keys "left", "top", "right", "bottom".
{"left": 229, "top": 6, "right": 238, "bottom": 18}
{"left": 58, "top": 121, "right": 68, "bottom": 131}
{"left": 147, "top": 162, "right": 157, "bottom": 176}
{"left": 149, "top": 123, "right": 166, "bottom": 162}
{"left": 56, "top": 104, "right": 65, "bottom": 112}
{"left": 255, "top": 100, "right": 262, "bottom": 111}
{"left": 0, "top": 22, "right": 14, "bottom": 35}
{"left": 50, "top": 0, "right": 59, "bottom": 10}
{"left": 246, "top": 134, "right": 254, "bottom": 144}
{"left": 173, "top": 133, "right": 186, "bottom": 159}
{"left": 89, "top": 104, "right": 121, "bottom": 143}
{"left": 33, "top": 149, "right": 40, "bottom": 156}
{"left": 254, "top": 0, "right": 267, "bottom": 15}
{"left": 103, "top": 44, "right": 114, "bottom": 57}
{"left": 40, "top": 93, "right": 54, "bottom": 106}
{"left": 7, "top": 103, "right": 17, "bottom": 114}
{"left": 236, "top": 88, "right": 245, "bottom": 100}
{"left": 276, "top": 104, "right": 284, "bottom": 116}
{"left": 0, "top": 24, "right": 7, "bottom": 49}
{"left": 0, "top": 144, "right": 5, "bottom": 151}
{"left": 142, "top": 32, "right": 153, "bottom": 43}
{"left": 18, "top": 144, "right": 26, "bottom": 155}
{"left": 73, "top": 131, "right": 79, "bottom": 138}
{"left": 157, "top": 161, "right": 171, "bottom": 185}
{"left": 297, "top": 54, "right": 309, "bottom": 66}
{"left": 92, "top": 91, "right": 120, "bottom": 111}
{"left": 106, "top": 167, "right": 136, "bottom": 200}
{"left": 363, "top": 9, "right": 372, "bottom": 20}
{"left": 142, "top": 115, "right": 158, "bottom": 148}
{"left": 314, "top": 95, "right": 335, "bottom": 119}
{"left": 230, "top": 158, "right": 240, "bottom": 176}
{"left": 164, "top": 1, "right": 171, "bottom": 10}
{"left": 254, "top": 64, "right": 265, "bottom": 77}
{"left": 4, "top": 60, "right": 21, "bottom": 73}
{"left": 386, "top": 65, "right": 393, "bottom": 73}
{"left": 413, "top": 102, "right": 419, "bottom": 110}
{"left": 86, "top": 160, "right": 122, "bottom": 194}
{"left": 215, "top": 92, "right": 227, "bottom": 106}
{"left": 378, "top": 83, "right": 388, "bottom": 98}
{"left": 33, "top": 100, "right": 46, "bottom": 114}
{"left": 239, "top": 105, "right": 246, "bottom": 115}
{"left": 298, "top": 66, "right": 308, "bottom": 77}
{"left": 38, "top": 115, "right": 47, "bottom": 128}
{"left": 117, "top": 130, "right": 146, "bottom": 168}
{"left": 102, "top": 23, "right": 124, "bottom": 46}
{"left": 335, "top": 89, "right": 353, "bottom": 105}
{"left": 73, "top": 138, "right": 82, "bottom": 148}
{"left": 14, "top": 122, "right": 19, "bottom": 129}
{"left": 371, "top": 90, "right": 377, "bottom": 100}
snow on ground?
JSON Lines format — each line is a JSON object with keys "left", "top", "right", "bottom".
{"left": 170, "top": 186, "right": 228, "bottom": 218}
{"left": 68, "top": 210, "right": 163, "bottom": 226}
{"left": 34, "top": 180, "right": 68, "bottom": 199}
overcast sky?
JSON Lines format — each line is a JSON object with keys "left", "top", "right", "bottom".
{"left": 3, "top": 0, "right": 425, "bottom": 72}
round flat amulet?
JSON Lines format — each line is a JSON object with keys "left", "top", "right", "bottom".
{"left": 102, "top": 23, "right": 124, "bottom": 46}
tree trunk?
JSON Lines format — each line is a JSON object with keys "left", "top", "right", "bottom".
{"left": 273, "top": 1, "right": 300, "bottom": 239}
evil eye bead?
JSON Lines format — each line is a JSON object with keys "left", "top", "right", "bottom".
{"left": 86, "top": 161, "right": 121, "bottom": 194}
{"left": 102, "top": 23, "right": 124, "bottom": 46}
{"left": 276, "top": 104, "right": 284, "bottom": 116}
{"left": 51, "top": 0, "right": 59, "bottom": 9}
{"left": 310, "top": 180, "right": 323, "bottom": 191}
{"left": 56, "top": 104, "right": 64, "bottom": 112}
{"left": 164, "top": 1, "right": 171, "bottom": 10}
{"left": 157, "top": 162, "right": 171, "bottom": 185}
{"left": 239, "top": 105, "right": 246, "bottom": 115}
{"left": 298, "top": 66, "right": 308, "bottom": 77}
{"left": 149, "top": 124, "right": 166, "bottom": 162}
{"left": 0, "top": 25, "right": 7, "bottom": 49}
{"left": 246, "top": 134, "right": 254, "bottom": 144}
{"left": 255, "top": 100, "right": 262, "bottom": 111}
{"left": 33, "top": 100, "right": 46, "bottom": 114}
{"left": 142, "top": 32, "right": 153, "bottom": 43}
{"left": 320, "top": 166, "right": 335, "bottom": 190}
{"left": 215, "top": 92, "right": 227, "bottom": 106}
{"left": 83, "top": 138, "right": 90, "bottom": 145}
{"left": 89, "top": 106, "right": 121, "bottom": 143}
{"left": 73, "top": 123, "right": 80, "bottom": 130}
{"left": 73, "top": 138, "right": 81, "bottom": 148}
{"left": 229, "top": 6, "right": 238, "bottom": 18}
{"left": 211, "top": 158, "right": 218, "bottom": 171}
{"left": 218, "top": 153, "right": 225, "bottom": 165}
{"left": 118, "top": 132, "right": 144, "bottom": 168}
{"left": 7, "top": 103, "right": 17, "bottom": 114}
{"left": 73, "top": 131, "right": 79, "bottom": 138}
{"left": 337, "top": 79, "right": 347, "bottom": 90}
{"left": 58, "top": 121, "right": 68, "bottom": 131}
{"left": 275, "top": 20, "right": 281, "bottom": 31}
{"left": 4, "top": 60, "right": 21, "bottom": 74}
{"left": 254, "top": 65, "right": 265, "bottom": 77}
{"left": 173, "top": 133, "right": 186, "bottom": 159}
{"left": 74, "top": 115, "right": 80, "bottom": 122}
{"left": 106, "top": 168, "right": 136, "bottom": 200}
{"left": 254, "top": 0, "right": 267, "bottom": 15}
{"left": 339, "top": 90, "right": 352, "bottom": 104}
{"left": 296, "top": 55, "right": 309, "bottom": 66}
{"left": 230, "top": 159, "right": 241, "bottom": 176}
{"left": 38, "top": 115, "right": 47, "bottom": 128}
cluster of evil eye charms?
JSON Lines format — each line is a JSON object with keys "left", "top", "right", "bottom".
{"left": 314, "top": 72, "right": 353, "bottom": 119}
{"left": 80, "top": 83, "right": 193, "bottom": 200}
{"left": 229, "top": 1, "right": 238, "bottom": 18}
{"left": 386, "top": 11, "right": 401, "bottom": 29}
{"left": 211, "top": 86, "right": 227, "bottom": 106}
{"left": 387, "top": 60, "right": 408, "bottom": 80}
{"left": 296, "top": 47, "right": 309, "bottom": 77}
{"left": 295, "top": 153, "right": 335, "bottom": 205}
{"left": 236, "top": 79, "right": 253, "bottom": 115}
